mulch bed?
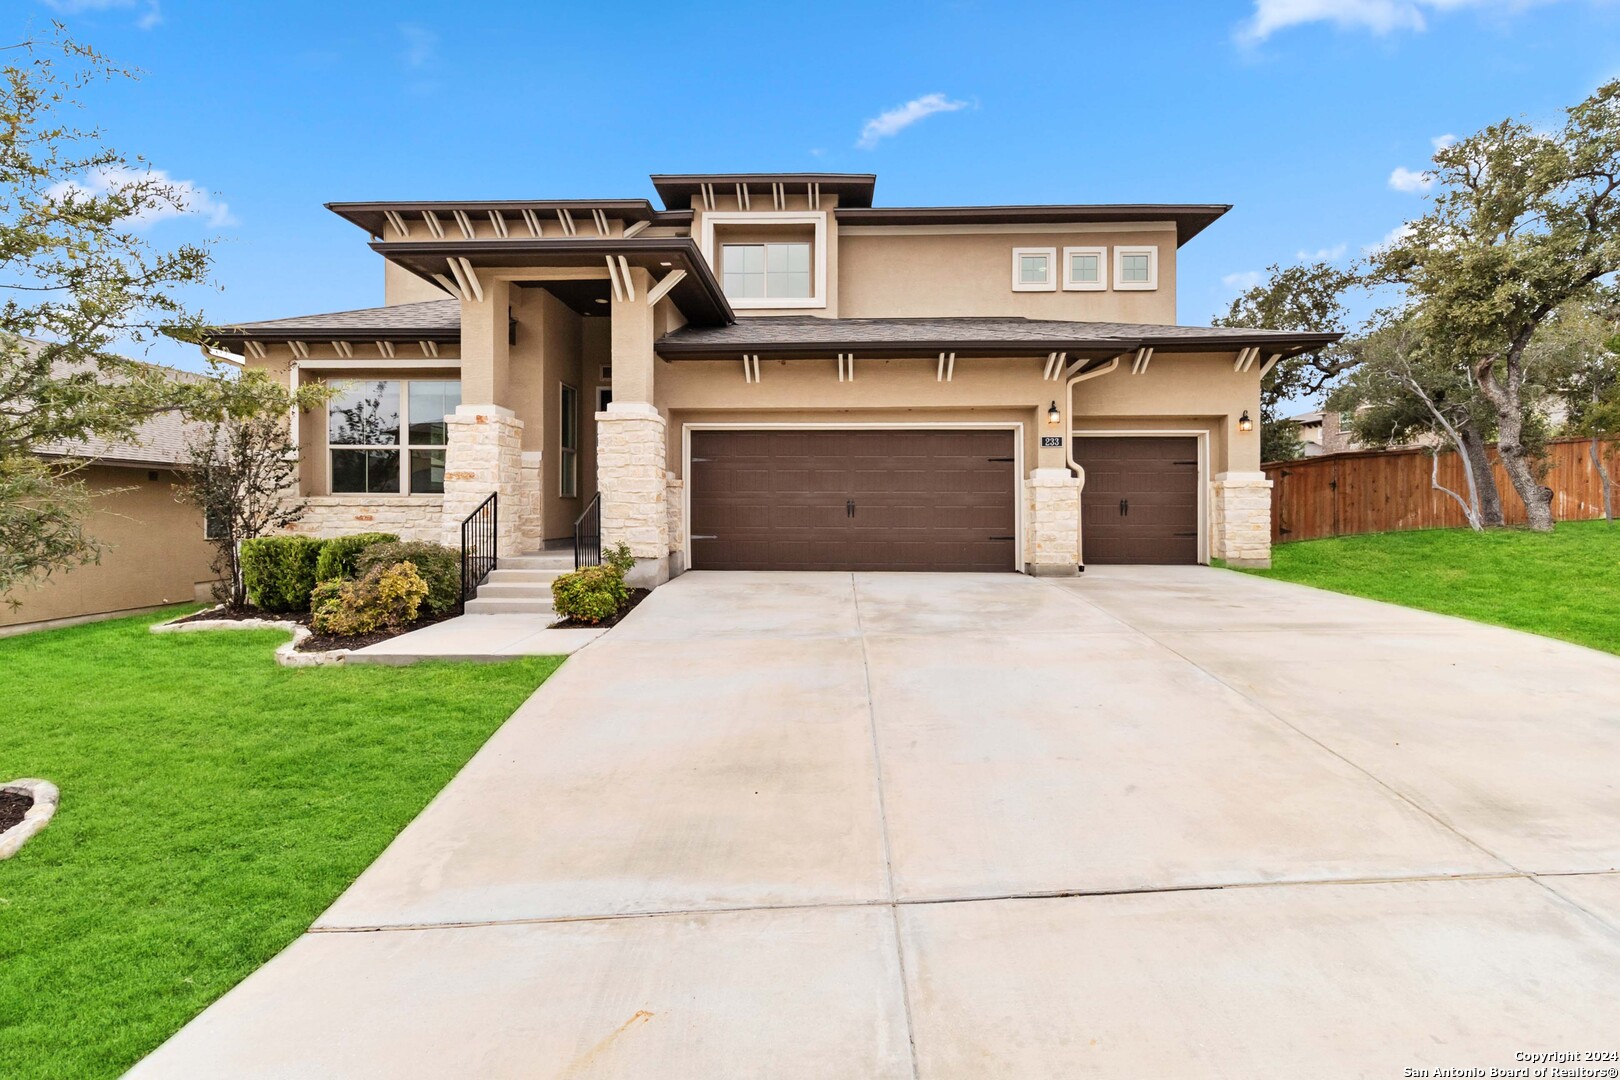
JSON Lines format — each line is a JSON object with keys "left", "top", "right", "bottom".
{"left": 551, "top": 588, "right": 651, "bottom": 630}
{"left": 171, "top": 604, "right": 456, "bottom": 653}
{"left": 0, "top": 790, "right": 33, "bottom": 834}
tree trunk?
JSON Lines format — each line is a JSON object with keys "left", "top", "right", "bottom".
{"left": 1457, "top": 421, "right": 1505, "bottom": 527}
{"left": 1595, "top": 436, "right": 1615, "bottom": 525}
{"left": 1476, "top": 346, "right": 1554, "bottom": 532}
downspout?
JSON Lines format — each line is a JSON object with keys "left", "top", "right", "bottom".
{"left": 1062, "top": 353, "right": 1126, "bottom": 571}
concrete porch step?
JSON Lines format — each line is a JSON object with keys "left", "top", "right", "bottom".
{"left": 474, "top": 582, "right": 560, "bottom": 599}
{"left": 484, "top": 568, "right": 567, "bottom": 585}
{"left": 500, "top": 553, "right": 576, "bottom": 571}
{"left": 463, "top": 596, "right": 557, "bottom": 615}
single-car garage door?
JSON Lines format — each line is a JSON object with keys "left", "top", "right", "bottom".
{"left": 689, "top": 429, "right": 1017, "bottom": 572}
{"left": 1072, "top": 435, "right": 1200, "bottom": 565}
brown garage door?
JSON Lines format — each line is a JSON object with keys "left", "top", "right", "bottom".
{"left": 689, "top": 429, "right": 1016, "bottom": 571}
{"left": 1073, "top": 436, "right": 1199, "bottom": 565}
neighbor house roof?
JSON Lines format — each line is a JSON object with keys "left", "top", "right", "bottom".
{"left": 16, "top": 338, "right": 209, "bottom": 468}
{"left": 208, "top": 299, "right": 463, "bottom": 346}
{"left": 655, "top": 316, "right": 1341, "bottom": 360}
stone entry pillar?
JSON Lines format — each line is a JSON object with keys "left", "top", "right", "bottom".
{"left": 1212, "top": 472, "right": 1273, "bottom": 568}
{"left": 1027, "top": 467, "right": 1081, "bottom": 576}
{"left": 596, "top": 401, "right": 670, "bottom": 588}
{"left": 441, "top": 404, "right": 527, "bottom": 557}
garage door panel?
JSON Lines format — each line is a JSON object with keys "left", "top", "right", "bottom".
{"left": 1073, "top": 436, "right": 1200, "bottom": 566}
{"left": 690, "top": 430, "right": 1016, "bottom": 572}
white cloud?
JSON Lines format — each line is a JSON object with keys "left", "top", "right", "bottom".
{"left": 1388, "top": 165, "right": 1433, "bottom": 192}
{"left": 1431, "top": 132, "right": 1459, "bottom": 150}
{"left": 856, "top": 93, "right": 969, "bottom": 150}
{"left": 1236, "top": 0, "right": 1554, "bottom": 44}
{"left": 1297, "top": 242, "right": 1348, "bottom": 261}
{"left": 46, "top": 166, "right": 234, "bottom": 228}
{"left": 1223, "top": 270, "right": 1266, "bottom": 291}
{"left": 1364, "top": 222, "right": 1415, "bottom": 253}
{"left": 399, "top": 23, "right": 438, "bottom": 69}
{"left": 42, "top": 0, "right": 161, "bottom": 29}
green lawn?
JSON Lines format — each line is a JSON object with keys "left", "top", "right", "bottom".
{"left": 0, "top": 610, "right": 561, "bottom": 1079}
{"left": 1235, "top": 519, "right": 1620, "bottom": 655}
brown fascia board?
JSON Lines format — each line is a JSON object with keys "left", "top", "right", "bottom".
{"left": 208, "top": 323, "right": 460, "bottom": 345}
{"left": 835, "top": 204, "right": 1233, "bottom": 247}
{"left": 656, "top": 330, "right": 1341, "bottom": 362}
{"left": 650, "top": 173, "right": 877, "bottom": 210}
{"left": 372, "top": 236, "right": 735, "bottom": 325}
{"left": 327, "top": 198, "right": 661, "bottom": 237}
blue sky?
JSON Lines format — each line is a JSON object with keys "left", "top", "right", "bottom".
{"left": 23, "top": 0, "right": 1620, "bottom": 407}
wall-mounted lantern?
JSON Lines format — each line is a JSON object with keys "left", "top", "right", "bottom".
{"left": 1238, "top": 410, "right": 1254, "bottom": 432}
{"left": 1047, "top": 401, "right": 1062, "bottom": 426}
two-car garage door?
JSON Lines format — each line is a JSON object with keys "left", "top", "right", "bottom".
{"left": 689, "top": 430, "right": 1017, "bottom": 572}
{"left": 686, "top": 429, "right": 1201, "bottom": 571}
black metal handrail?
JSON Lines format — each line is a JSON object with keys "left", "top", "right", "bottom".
{"left": 574, "top": 492, "right": 601, "bottom": 570}
{"left": 460, "top": 491, "right": 498, "bottom": 606}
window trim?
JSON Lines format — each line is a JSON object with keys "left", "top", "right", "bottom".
{"left": 1113, "top": 246, "right": 1159, "bottom": 291}
{"left": 596, "top": 385, "right": 613, "bottom": 413}
{"left": 325, "top": 377, "right": 458, "bottom": 497}
{"left": 1062, "top": 246, "right": 1108, "bottom": 292}
{"left": 1011, "top": 247, "right": 1057, "bottom": 292}
{"left": 699, "top": 210, "right": 828, "bottom": 310}
{"left": 720, "top": 240, "right": 814, "bottom": 302}
{"left": 559, "top": 382, "right": 579, "bottom": 499}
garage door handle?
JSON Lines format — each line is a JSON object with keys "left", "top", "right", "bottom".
{"left": 691, "top": 535, "right": 717, "bottom": 540}
{"left": 847, "top": 499, "right": 855, "bottom": 518}
{"left": 1120, "top": 499, "right": 1129, "bottom": 516}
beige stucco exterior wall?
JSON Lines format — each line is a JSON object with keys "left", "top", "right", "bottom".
{"left": 384, "top": 260, "right": 452, "bottom": 306}
{"left": 1, "top": 464, "right": 215, "bottom": 634}
{"left": 836, "top": 226, "right": 1177, "bottom": 324}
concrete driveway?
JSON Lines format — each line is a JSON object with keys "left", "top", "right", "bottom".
{"left": 132, "top": 568, "right": 1620, "bottom": 1078}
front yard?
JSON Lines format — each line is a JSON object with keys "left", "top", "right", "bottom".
{"left": 0, "top": 611, "right": 560, "bottom": 1079}
{"left": 1236, "top": 519, "right": 1620, "bottom": 655}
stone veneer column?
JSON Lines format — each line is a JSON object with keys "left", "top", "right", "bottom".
{"left": 665, "top": 472, "right": 686, "bottom": 577}
{"left": 1211, "top": 472, "right": 1273, "bottom": 568}
{"left": 440, "top": 404, "right": 526, "bottom": 557}
{"left": 596, "top": 401, "right": 669, "bottom": 588}
{"left": 1027, "top": 467, "right": 1081, "bottom": 576}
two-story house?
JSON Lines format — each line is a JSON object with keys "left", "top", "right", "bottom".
{"left": 212, "top": 172, "right": 1336, "bottom": 596}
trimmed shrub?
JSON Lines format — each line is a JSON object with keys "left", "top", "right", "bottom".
{"left": 551, "top": 564, "right": 629, "bottom": 625}
{"left": 603, "top": 540, "right": 635, "bottom": 576}
{"left": 240, "top": 536, "right": 326, "bottom": 613}
{"left": 314, "top": 532, "right": 399, "bottom": 583}
{"left": 310, "top": 561, "right": 430, "bottom": 636}
{"left": 355, "top": 540, "right": 460, "bottom": 615}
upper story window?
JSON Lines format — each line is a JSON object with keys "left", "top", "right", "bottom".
{"left": 328, "top": 378, "right": 460, "bottom": 496}
{"left": 1063, "top": 246, "right": 1107, "bottom": 291}
{"left": 722, "top": 242, "right": 812, "bottom": 300}
{"left": 1114, "top": 246, "right": 1159, "bottom": 290}
{"left": 1011, "top": 247, "right": 1056, "bottom": 292}
{"left": 701, "top": 211, "right": 827, "bottom": 310}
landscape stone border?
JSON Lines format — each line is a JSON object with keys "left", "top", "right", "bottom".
{"left": 0, "top": 779, "right": 61, "bottom": 860}
{"left": 150, "top": 606, "right": 351, "bottom": 668}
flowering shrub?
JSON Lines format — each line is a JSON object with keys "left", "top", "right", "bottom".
{"left": 310, "top": 561, "right": 429, "bottom": 636}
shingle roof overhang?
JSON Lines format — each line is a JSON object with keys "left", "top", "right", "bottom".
{"left": 207, "top": 298, "right": 463, "bottom": 346}
{"left": 372, "top": 237, "right": 734, "bottom": 326}
{"left": 650, "top": 173, "right": 876, "bottom": 210}
{"left": 655, "top": 317, "right": 1340, "bottom": 361}
{"left": 835, "top": 204, "right": 1232, "bottom": 247}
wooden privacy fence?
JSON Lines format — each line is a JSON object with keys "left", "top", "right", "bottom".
{"left": 1263, "top": 437, "right": 1619, "bottom": 543}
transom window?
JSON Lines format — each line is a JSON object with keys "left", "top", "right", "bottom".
{"left": 559, "top": 383, "right": 579, "bottom": 498}
{"left": 1114, "top": 246, "right": 1159, "bottom": 290}
{"left": 328, "top": 378, "right": 461, "bottom": 495}
{"left": 1011, "top": 247, "right": 1057, "bottom": 292}
{"left": 721, "top": 242, "right": 812, "bottom": 299}
{"left": 1064, "top": 246, "right": 1107, "bottom": 291}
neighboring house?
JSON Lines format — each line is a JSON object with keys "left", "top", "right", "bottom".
{"left": 1289, "top": 409, "right": 1361, "bottom": 457}
{"left": 3, "top": 350, "right": 216, "bottom": 636}
{"left": 210, "top": 172, "right": 1336, "bottom": 587}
